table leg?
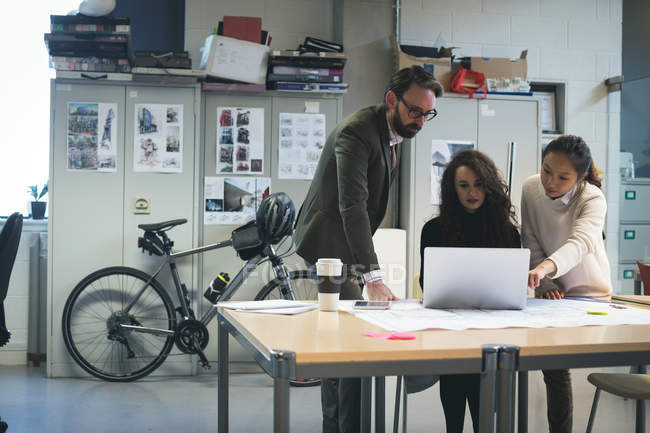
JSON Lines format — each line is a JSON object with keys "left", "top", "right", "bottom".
{"left": 218, "top": 316, "right": 229, "bottom": 433}
{"left": 375, "top": 377, "right": 385, "bottom": 433}
{"left": 480, "top": 345, "right": 501, "bottom": 433}
{"left": 273, "top": 377, "right": 290, "bottom": 433}
{"left": 361, "top": 377, "right": 372, "bottom": 433}
{"left": 517, "top": 371, "right": 528, "bottom": 433}
{"left": 271, "top": 351, "right": 294, "bottom": 433}
{"left": 496, "top": 345, "right": 518, "bottom": 433}
{"left": 636, "top": 364, "right": 647, "bottom": 433}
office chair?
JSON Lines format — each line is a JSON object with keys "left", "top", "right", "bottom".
{"left": 585, "top": 372, "right": 650, "bottom": 433}
{"left": 393, "top": 274, "right": 438, "bottom": 433}
{"left": 637, "top": 261, "right": 650, "bottom": 295}
{"left": 0, "top": 212, "right": 23, "bottom": 433}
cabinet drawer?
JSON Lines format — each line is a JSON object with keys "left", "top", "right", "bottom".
{"left": 619, "top": 224, "right": 650, "bottom": 262}
{"left": 620, "top": 184, "right": 650, "bottom": 222}
{"left": 617, "top": 265, "right": 639, "bottom": 294}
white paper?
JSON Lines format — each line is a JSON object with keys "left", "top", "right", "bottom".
{"left": 204, "top": 176, "right": 271, "bottom": 225}
{"left": 278, "top": 112, "right": 326, "bottom": 180}
{"left": 133, "top": 104, "right": 183, "bottom": 173}
{"left": 217, "top": 107, "right": 265, "bottom": 174}
{"left": 218, "top": 299, "right": 317, "bottom": 315}
{"left": 430, "top": 140, "right": 475, "bottom": 204}
{"left": 67, "top": 102, "right": 117, "bottom": 172}
{"left": 339, "top": 299, "right": 650, "bottom": 332}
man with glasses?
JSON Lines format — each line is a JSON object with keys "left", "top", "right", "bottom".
{"left": 294, "top": 65, "right": 442, "bottom": 433}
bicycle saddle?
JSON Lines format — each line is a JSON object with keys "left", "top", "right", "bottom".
{"left": 138, "top": 218, "right": 187, "bottom": 232}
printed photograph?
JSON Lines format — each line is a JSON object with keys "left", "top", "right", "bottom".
{"left": 68, "top": 116, "right": 98, "bottom": 135}
{"left": 206, "top": 198, "right": 224, "bottom": 212}
{"left": 236, "top": 145, "right": 249, "bottom": 162}
{"left": 280, "top": 127, "right": 292, "bottom": 137}
{"left": 163, "top": 158, "right": 180, "bottom": 169}
{"left": 220, "top": 128, "right": 233, "bottom": 145}
{"left": 219, "top": 145, "right": 233, "bottom": 164}
{"left": 139, "top": 137, "right": 159, "bottom": 163}
{"left": 166, "top": 126, "right": 180, "bottom": 152}
{"left": 69, "top": 103, "right": 98, "bottom": 117}
{"left": 167, "top": 107, "right": 179, "bottom": 123}
{"left": 237, "top": 128, "right": 250, "bottom": 144}
{"left": 219, "top": 109, "right": 233, "bottom": 127}
{"left": 138, "top": 107, "right": 158, "bottom": 134}
{"left": 236, "top": 110, "right": 250, "bottom": 126}
{"left": 250, "top": 159, "right": 262, "bottom": 172}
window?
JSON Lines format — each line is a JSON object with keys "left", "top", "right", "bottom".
{"left": 0, "top": 1, "right": 80, "bottom": 217}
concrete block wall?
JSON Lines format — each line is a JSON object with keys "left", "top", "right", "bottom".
{"left": 401, "top": 0, "right": 623, "bottom": 286}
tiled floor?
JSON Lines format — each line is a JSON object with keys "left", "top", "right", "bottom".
{"left": 0, "top": 365, "right": 645, "bottom": 432}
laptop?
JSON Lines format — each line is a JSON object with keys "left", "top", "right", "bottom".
{"left": 423, "top": 247, "right": 530, "bottom": 310}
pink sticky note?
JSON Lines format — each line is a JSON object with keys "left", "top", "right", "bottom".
{"left": 364, "top": 331, "right": 391, "bottom": 338}
{"left": 388, "top": 332, "right": 416, "bottom": 340}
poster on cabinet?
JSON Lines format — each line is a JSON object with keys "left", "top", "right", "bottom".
{"left": 67, "top": 102, "right": 117, "bottom": 171}
{"left": 277, "top": 112, "right": 326, "bottom": 180}
{"left": 216, "top": 107, "right": 265, "bottom": 174}
{"left": 204, "top": 176, "right": 271, "bottom": 225}
{"left": 431, "top": 140, "right": 475, "bottom": 205}
{"left": 133, "top": 104, "right": 183, "bottom": 173}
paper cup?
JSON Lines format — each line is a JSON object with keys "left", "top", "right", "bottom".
{"left": 316, "top": 258, "right": 343, "bottom": 311}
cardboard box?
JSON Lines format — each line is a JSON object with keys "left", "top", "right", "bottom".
{"left": 199, "top": 35, "right": 270, "bottom": 85}
{"left": 392, "top": 38, "right": 452, "bottom": 92}
{"left": 471, "top": 51, "right": 527, "bottom": 80}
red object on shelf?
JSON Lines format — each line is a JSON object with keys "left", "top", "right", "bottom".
{"left": 223, "top": 16, "right": 262, "bottom": 44}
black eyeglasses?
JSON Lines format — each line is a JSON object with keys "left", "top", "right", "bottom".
{"left": 397, "top": 94, "right": 438, "bottom": 121}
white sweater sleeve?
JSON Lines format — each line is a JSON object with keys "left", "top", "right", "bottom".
{"left": 520, "top": 185, "right": 547, "bottom": 269}
{"left": 547, "top": 192, "right": 607, "bottom": 278}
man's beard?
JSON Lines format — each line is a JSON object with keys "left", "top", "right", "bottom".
{"left": 392, "top": 105, "right": 421, "bottom": 139}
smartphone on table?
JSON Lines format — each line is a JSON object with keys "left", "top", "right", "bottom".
{"left": 353, "top": 300, "right": 391, "bottom": 310}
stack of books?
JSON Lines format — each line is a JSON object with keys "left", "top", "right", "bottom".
{"left": 267, "top": 49, "right": 348, "bottom": 93}
{"left": 45, "top": 14, "right": 132, "bottom": 74}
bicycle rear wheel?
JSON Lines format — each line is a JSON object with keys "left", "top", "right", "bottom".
{"left": 62, "top": 266, "right": 176, "bottom": 382}
{"left": 256, "top": 269, "right": 320, "bottom": 387}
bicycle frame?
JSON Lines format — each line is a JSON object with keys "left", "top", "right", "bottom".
{"left": 119, "top": 237, "right": 297, "bottom": 336}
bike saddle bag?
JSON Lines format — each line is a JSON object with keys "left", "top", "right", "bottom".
{"left": 138, "top": 231, "right": 165, "bottom": 256}
{"left": 231, "top": 220, "right": 263, "bottom": 260}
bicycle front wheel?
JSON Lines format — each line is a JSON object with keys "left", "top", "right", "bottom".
{"left": 254, "top": 269, "right": 318, "bottom": 301}
{"left": 255, "top": 269, "right": 320, "bottom": 387}
{"left": 62, "top": 266, "right": 176, "bottom": 382}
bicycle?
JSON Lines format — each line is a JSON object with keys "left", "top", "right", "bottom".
{"left": 61, "top": 193, "right": 319, "bottom": 382}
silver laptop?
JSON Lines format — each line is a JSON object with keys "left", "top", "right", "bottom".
{"left": 423, "top": 247, "right": 530, "bottom": 310}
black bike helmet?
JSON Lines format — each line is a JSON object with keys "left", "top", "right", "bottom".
{"left": 256, "top": 192, "right": 296, "bottom": 244}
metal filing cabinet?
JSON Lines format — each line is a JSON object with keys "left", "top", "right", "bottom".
{"left": 618, "top": 179, "right": 650, "bottom": 293}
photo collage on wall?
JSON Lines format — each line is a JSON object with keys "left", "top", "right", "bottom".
{"left": 431, "top": 140, "right": 475, "bottom": 205}
{"left": 216, "top": 107, "right": 265, "bottom": 174}
{"left": 133, "top": 104, "right": 183, "bottom": 173}
{"left": 277, "top": 112, "right": 326, "bottom": 180}
{"left": 67, "top": 102, "right": 117, "bottom": 171}
{"left": 204, "top": 176, "right": 271, "bottom": 225}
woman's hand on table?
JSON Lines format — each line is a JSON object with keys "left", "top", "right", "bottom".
{"left": 536, "top": 288, "right": 564, "bottom": 300}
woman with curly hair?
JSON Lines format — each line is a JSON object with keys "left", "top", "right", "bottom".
{"left": 521, "top": 135, "right": 611, "bottom": 433}
{"left": 418, "top": 149, "right": 520, "bottom": 432}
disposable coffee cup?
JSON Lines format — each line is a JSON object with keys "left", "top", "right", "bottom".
{"left": 316, "top": 258, "right": 344, "bottom": 311}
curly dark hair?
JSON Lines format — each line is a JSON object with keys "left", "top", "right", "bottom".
{"left": 438, "top": 150, "right": 518, "bottom": 247}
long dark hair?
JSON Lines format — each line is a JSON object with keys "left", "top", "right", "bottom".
{"left": 542, "top": 135, "right": 601, "bottom": 189}
{"left": 438, "top": 150, "right": 518, "bottom": 247}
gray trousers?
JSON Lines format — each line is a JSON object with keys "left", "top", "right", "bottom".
{"left": 320, "top": 274, "right": 364, "bottom": 433}
{"left": 543, "top": 369, "right": 572, "bottom": 433}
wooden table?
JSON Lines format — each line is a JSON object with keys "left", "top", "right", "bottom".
{"left": 217, "top": 305, "right": 650, "bottom": 433}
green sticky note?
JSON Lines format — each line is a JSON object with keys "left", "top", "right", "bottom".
{"left": 624, "top": 270, "right": 635, "bottom": 279}
{"left": 625, "top": 190, "right": 636, "bottom": 200}
{"left": 624, "top": 231, "right": 636, "bottom": 240}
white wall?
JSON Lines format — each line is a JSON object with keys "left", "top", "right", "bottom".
{"left": 400, "top": 0, "right": 621, "bottom": 179}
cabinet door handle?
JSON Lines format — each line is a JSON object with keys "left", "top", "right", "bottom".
{"left": 507, "top": 141, "right": 516, "bottom": 197}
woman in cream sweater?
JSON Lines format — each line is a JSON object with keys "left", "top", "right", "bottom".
{"left": 521, "top": 135, "right": 612, "bottom": 433}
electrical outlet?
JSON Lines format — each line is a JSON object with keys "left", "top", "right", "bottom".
{"left": 134, "top": 197, "right": 150, "bottom": 214}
